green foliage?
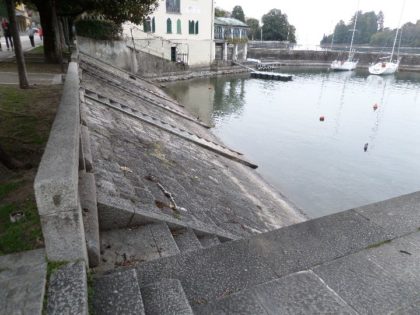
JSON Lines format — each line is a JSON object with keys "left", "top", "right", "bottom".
{"left": 75, "top": 19, "right": 122, "bottom": 40}
{"left": 231, "top": 5, "right": 245, "bottom": 22}
{"left": 215, "top": 7, "right": 229, "bottom": 18}
{"left": 246, "top": 18, "right": 260, "bottom": 40}
{"left": 0, "top": 200, "right": 43, "bottom": 255}
{"left": 227, "top": 37, "right": 248, "bottom": 44}
{"left": 262, "top": 9, "right": 296, "bottom": 43}
{"left": 322, "top": 10, "right": 420, "bottom": 47}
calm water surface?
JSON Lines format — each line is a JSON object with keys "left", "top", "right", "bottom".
{"left": 165, "top": 69, "right": 420, "bottom": 218}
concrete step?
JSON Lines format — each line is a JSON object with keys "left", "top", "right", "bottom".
{"left": 79, "top": 171, "right": 100, "bottom": 267}
{"left": 93, "top": 269, "right": 145, "bottom": 315}
{"left": 46, "top": 261, "right": 88, "bottom": 315}
{"left": 98, "top": 222, "right": 179, "bottom": 272}
{"left": 0, "top": 249, "right": 47, "bottom": 315}
{"left": 192, "top": 271, "right": 356, "bottom": 314}
{"left": 198, "top": 235, "right": 221, "bottom": 249}
{"left": 172, "top": 228, "right": 202, "bottom": 253}
{"left": 136, "top": 209, "right": 393, "bottom": 306}
{"left": 141, "top": 279, "right": 193, "bottom": 315}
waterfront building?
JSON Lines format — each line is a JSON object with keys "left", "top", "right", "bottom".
{"left": 214, "top": 17, "right": 249, "bottom": 62}
{"left": 125, "top": 0, "right": 215, "bottom": 67}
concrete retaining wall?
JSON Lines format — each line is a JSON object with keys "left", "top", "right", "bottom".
{"left": 248, "top": 49, "right": 420, "bottom": 69}
{"left": 34, "top": 59, "right": 88, "bottom": 263}
{"left": 77, "top": 36, "right": 132, "bottom": 71}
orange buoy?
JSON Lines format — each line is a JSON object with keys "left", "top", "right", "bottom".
{"left": 319, "top": 116, "right": 325, "bottom": 122}
{"left": 373, "top": 103, "right": 378, "bottom": 111}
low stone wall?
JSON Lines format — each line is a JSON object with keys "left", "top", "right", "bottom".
{"left": 34, "top": 58, "right": 88, "bottom": 263}
{"left": 248, "top": 49, "right": 420, "bottom": 69}
{"left": 77, "top": 36, "right": 132, "bottom": 71}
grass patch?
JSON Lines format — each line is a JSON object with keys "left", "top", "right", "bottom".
{"left": 0, "top": 84, "right": 62, "bottom": 256}
{"left": 0, "top": 85, "right": 62, "bottom": 163}
{"left": 0, "top": 181, "right": 22, "bottom": 199}
{"left": 26, "top": 45, "right": 44, "bottom": 55}
{"left": 87, "top": 271, "right": 95, "bottom": 314}
{"left": 0, "top": 61, "right": 63, "bottom": 73}
{"left": 0, "top": 199, "right": 43, "bottom": 255}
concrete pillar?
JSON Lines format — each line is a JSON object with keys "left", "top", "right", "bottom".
{"left": 243, "top": 43, "right": 248, "bottom": 61}
{"left": 234, "top": 44, "right": 238, "bottom": 61}
{"left": 223, "top": 42, "right": 228, "bottom": 61}
{"left": 130, "top": 49, "right": 138, "bottom": 74}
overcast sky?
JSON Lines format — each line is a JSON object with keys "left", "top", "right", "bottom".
{"left": 215, "top": 0, "right": 419, "bottom": 45}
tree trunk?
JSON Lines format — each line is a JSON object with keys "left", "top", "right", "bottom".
{"left": 5, "top": 0, "right": 29, "bottom": 88}
{"left": 34, "top": 0, "right": 62, "bottom": 63}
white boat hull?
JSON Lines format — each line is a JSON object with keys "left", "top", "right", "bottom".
{"left": 368, "top": 61, "right": 399, "bottom": 75}
{"left": 330, "top": 60, "right": 358, "bottom": 71}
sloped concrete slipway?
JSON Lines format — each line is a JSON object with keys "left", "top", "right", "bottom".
{"left": 79, "top": 54, "right": 306, "bottom": 240}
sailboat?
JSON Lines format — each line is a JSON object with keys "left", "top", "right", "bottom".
{"left": 331, "top": 0, "right": 360, "bottom": 71}
{"left": 368, "top": 1, "right": 405, "bottom": 75}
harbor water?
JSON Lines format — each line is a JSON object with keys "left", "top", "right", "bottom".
{"left": 165, "top": 69, "right": 420, "bottom": 218}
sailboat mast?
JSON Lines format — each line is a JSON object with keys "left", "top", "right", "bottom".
{"left": 348, "top": 0, "right": 360, "bottom": 56}
{"left": 390, "top": 0, "right": 406, "bottom": 62}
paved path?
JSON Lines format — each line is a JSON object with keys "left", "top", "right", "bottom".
{"left": 0, "top": 71, "right": 62, "bottom": 85}
{"left": 0, "top": 35, "right": 43, "bottom": 61}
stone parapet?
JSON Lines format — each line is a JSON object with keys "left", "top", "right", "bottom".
{"left": 34, "top": 61, "right": 88, "bottom": 263}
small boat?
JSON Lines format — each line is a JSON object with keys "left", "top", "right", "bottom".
{"left": 331, "top": 51, "right": 358, "bottom": 71}
{"left": 368, "top": 0, "right": 405, "bottom": 75}
{"left": 368, "top": 57, "right": 400, "bottom": 75}
{"left": 330, "top": 0, "right": 359, "bottom": 71}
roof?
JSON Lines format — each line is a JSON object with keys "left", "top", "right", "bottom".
{"left": 214, "top": 17, "right": 249, "bottom": 28}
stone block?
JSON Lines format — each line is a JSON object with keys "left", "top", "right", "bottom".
{"left": 46, "top": 261, "right": 87, "bottom": 315}
{"left": 79, "top": 171, "right": 100, "bottom": 267}
{"left": 355, "top": 191, "right": 420, "bottom": 237}
{"left": 81, "top": 125, "right": 93, "bottom": 172}
{"left": 198, "top": 235, "right": 221, "bottom": 248}
{"left": 172, "top": 228, "right": 202, "bottom": 253}
{"left": 313, "top": 249, "right": 420, "bottom": 314}
{"left": 149, "top": 223, "right": 180, "bottom": 258}
{"left": 137, "top": 239, "right": 278, "bottom": 304}
{"left": 0, "top": 249, "right": 47, "bottom": 315}
{"left": 141, "top": 279, "right": 193, "bottom": 315}
{"left": 40, "top": 209, "right": 88, "bottom": 262}
{"left": 194, "top": 271, "right": 357, "bottom": 315}
{"left": 93, "top": 269, "right": 144, "bottom": 315}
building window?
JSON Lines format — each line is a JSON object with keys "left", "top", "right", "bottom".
{"left": 189, "top": 20, "right": 199, "bottom": 35}
{"left": 177, "top": 19, "right": 181, "bottom": 34}
{"left": 143, "top": 17, "right": 151, "bottom": 32}
{"left": 152, "top": 17, "right": 156, "bottom": 33}
{"left": 166, "top": 0, "right": 180, "bottom": 13}
{"left": 167, "top": 18, "right": 172, "bottom": 34}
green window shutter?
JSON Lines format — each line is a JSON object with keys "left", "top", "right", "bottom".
{"left": 152, "top": 17, "right": 156, "bottom": 33}
{"left": 167, "top": 18, "right": 172, "bottom": 34}
{"left": 195, "top": 21, "right": 199, "bottom": 34}
{"left": 177, "top": 19, "right": 181, "bottom": 34}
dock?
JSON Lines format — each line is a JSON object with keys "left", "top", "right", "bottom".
{"left": 250, "top": 71, "right": 293, "bottom": 81}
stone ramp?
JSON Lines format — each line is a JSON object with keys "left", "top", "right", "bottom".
{"left": 135, "top": 192, "right": 420, "bottom": 313}
{"left": 0, "top": 249, "right": 47, "bottom": 315}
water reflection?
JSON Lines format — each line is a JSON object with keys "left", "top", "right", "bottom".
{"left": 166, "top": 69, "right": 420, "bottom": 218}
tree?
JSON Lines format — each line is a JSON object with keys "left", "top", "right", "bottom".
{"left": 215, "top": 7, "right": 229, "bottom": 18}
{"left": 26, "top": 0, "right": 159, "bottom": 63}
{"left": 5, "top": 0, "right": 29, "bottom": 88}
{"left": 231, "top": 5, "right": 245, "bottom": 22}
{"left": 261, "top": 9, "right": 296, "bottom": 42}
{"left": 246, "top": 18, "right": 260, "bottom": 40}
